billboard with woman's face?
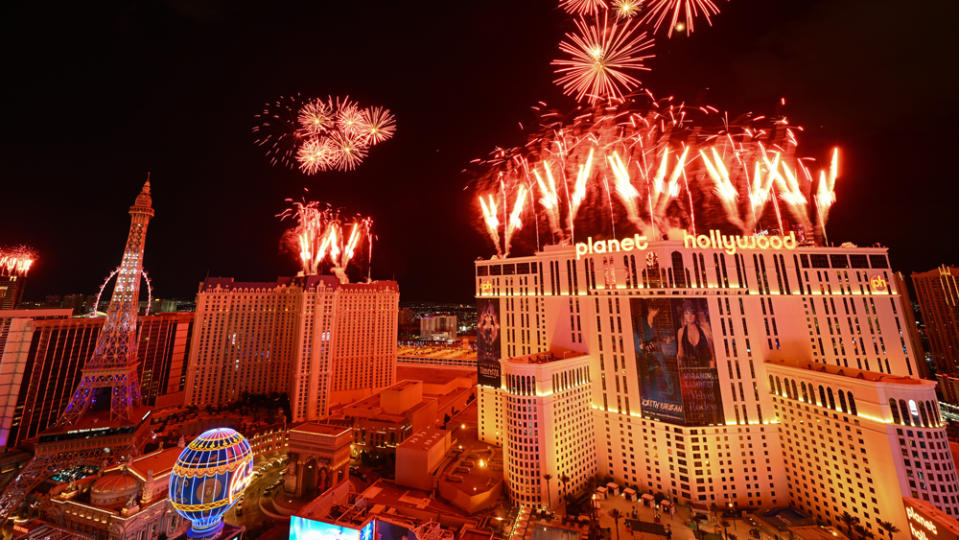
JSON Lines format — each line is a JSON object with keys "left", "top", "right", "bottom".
{"left": 630, "top": 297, "right": 725, "bottom": 426}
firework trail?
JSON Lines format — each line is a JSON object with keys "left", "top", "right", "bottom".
{"left": 255, "top": 95, "right": 396, "bottom": 175}
{"left": 613, "top": 0, "right": 642, "bottom": 18}
{"left": 814, "top": 147, "right": 840, "bottom": 239}
{"left": 639, "top": 0, "right": 723, "bottom": 37}
{"left": 553, "top": 14, "right": 654, "bottom": 103}
{"left": 479, "top": 195, "right": 502, "bottom": 256}
{"left": 0, "top": 247, "right": 36, "bottom": 277}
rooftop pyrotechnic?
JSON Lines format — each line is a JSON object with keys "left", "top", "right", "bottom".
{"left": 278, "top": 199, "right": 375, "bottom": 284}
{"left": 0, "top": 247, "right": 36, "bottom": 277}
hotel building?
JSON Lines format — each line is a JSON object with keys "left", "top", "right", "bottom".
{"left": 0, "top": 311, "right": 193, "bottom": 447}
{"left": 475, "top": 231, "right": 954, "bottom": 539}
{"left": 184, "top": 276, "right": 398, "bottom": 422}
{"left": 913, "top": 266, "right": 959, "bottom": 374}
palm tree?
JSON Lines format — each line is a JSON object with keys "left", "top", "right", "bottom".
{"left": 609, "top": 508, "right": 623, "bottom": 540}
{"left": 559, "top": 473, "right": 571, "bottom": 515}
{"left": 877, "top": 520, "right": 899, "bottom": 540}
{"left": 840, "top": 512, "right": 861, "bottom": 537}
{"left": 543, "top": 473, "right": 553, "bottom": 510}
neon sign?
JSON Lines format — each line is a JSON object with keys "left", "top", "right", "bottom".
{"left": 574, "top": 230, "right": 798, "bottom": 260}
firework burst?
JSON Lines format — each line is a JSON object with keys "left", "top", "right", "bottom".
{"left": 639, "top": 0, "right": 723, "bottom": 37}
{"left": 255, "top": 94, "right": 396, "bottom": 175}
{"left": 559, "top": 0, "right": 608, "bottom": 16}
{"left": 552, "top": 14, "right": 655, "bottom": 103}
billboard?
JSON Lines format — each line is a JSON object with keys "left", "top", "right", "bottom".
{"left": 630, "top": 297, "right": 724, "bottom": 426}
{"left": 289, "top": 516, "right": 373, "bottom": 540}
{"left": 476, "top": 297, "right": 502, "bottom": 387}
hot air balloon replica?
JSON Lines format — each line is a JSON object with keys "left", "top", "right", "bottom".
{"left": 169, "top": 428, "right": 254, "bottom": 538}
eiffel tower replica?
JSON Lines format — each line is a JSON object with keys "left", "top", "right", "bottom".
{"left": 0, "top": 179, "right": 156, "bottom": 518}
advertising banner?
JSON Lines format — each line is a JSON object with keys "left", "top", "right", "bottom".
{"left": 476, "top": 297, "right": 502, "bottom": 388}
{"left": 630, "top": 297, "right": 725, "bottom": 426}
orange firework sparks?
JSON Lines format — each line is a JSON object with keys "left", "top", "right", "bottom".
{"left": 559, "top": 0, "right": 608, "bottom": 16}
{"left": 614, "top": 0, "right": 642, "bottom": 18}
{"left": 0, "top": 247, "right": 37, "bottom": 277}
{"left": 552, "top": 14, "right": 654, "bottom": 103}
{"left": 359, "top": 106, "right": 397, "bottom": 145}
{"left": 470, "top": 95, "right": 839, "bottom": 255}
{"left": 639, "top": 0, "right": 723, "bottom": 38}
{"left": 279, "top": 200, "right": 373, "bottom": 282}
{"left": 257, "top": 94, "right": 395, "bottom": 175}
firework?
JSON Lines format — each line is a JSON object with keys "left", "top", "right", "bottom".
{"left": 279, "top": 200, "right": 374, "bottom": 283}
{"left": 329, "top": 131, "right": 369, "bottom": 171}
{"left": 0, "top": 247, "right": 36, "bottom": 277}
{"left": 256, "top": 94, "right": 396, "bottom": 175}
{"left": 639, "top": 0, "right": 723, "bottom": 37}
{"left": 613, "top": 0, "right": 642, "bottom": 18}
{"left": 552, "top": 14, "right": 655, "bottom": 103}
{"left": 470, "top": 95, "right": 837, "bottom": 256}
{"left": 253, "top": 95, "right": 306, "bottom": 168}
{"left": 297, "top": 97, "right": 335, "bottom": 136}
{"left": 296, "top": 137, "right": 336, "bottom": 175}
{"left": 359, "top": 107, "right": 397, "bottom": 145}
{"left": 559, "top": 0, "right": 608, "bottom": 16}
{"left": 814, "top": 147, "right": 840, "bottom": 235}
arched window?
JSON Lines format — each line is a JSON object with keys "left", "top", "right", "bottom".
{"left": 775, "top": 377, "right": 783, "bottom": 395}
{"left": 847, "top": 392, "right": 857, "bottom": 415}
{"left": 900, "top": 400, "right": 911, "bottom": 426}
{"left": 768, "top": 375, "right": 775, "bottom": 392}
{"left": 909, "top": 400, "right": 921, "bottom": 426}
{"left": 791, "top": 380, "right": 799, "bottom": 401}
{"left": 672, "top": 251, "right": 687, "bottom": 288}
{"left": 838, "top": 391, "right": 848, "bottom": 414}
{"left": 819, "top": 386, "right": 827, "bottom": 407}
{"left": 827, "top": 388, "right": 835, "bottom": 410}
{"left": 801, "top": 383, "right": 809, "bottom": 402}
{"left": 890, "top": 399, "right": 901, "bottom": 423}
{"left": 929, "top": 401, "right": 941, "bottom": 425}
{"left": 919, "top": 403, "right": 929, "bottom": 427}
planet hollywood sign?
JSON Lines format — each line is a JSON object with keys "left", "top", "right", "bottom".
{"left": 575, "top": 230, "right": 799, "bottom": 260}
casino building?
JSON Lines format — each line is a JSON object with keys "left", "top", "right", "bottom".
{"left": 475, "top": 231, "right": 955, "bottom": 539}
{"left": 185, "top": 276, "right": 399, "bottom": 422}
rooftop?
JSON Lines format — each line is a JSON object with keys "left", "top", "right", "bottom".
{"left": 397, "top": 344, "right": 476, "bottom": 360}
{"left": 397, "top": 426, "right": 449, "bottom": 452}
{"left": 766, "top": 358, "right": 929, "bottom": 386}
{"left": 290, "top": 422, "right": 351, "bottom": 437}
{"left": 396, "top": 366, "right": 475, "bottom": 386}
{"left": 503, "top": 347, "right": 588, "bottom": 365}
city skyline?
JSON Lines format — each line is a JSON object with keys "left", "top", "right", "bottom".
{"left": 2, "top": 0, "right": 957, "bottom": 304}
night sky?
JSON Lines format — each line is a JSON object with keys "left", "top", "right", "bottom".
{"left": 2, "top": 0, "right": 957, "bottom": 303}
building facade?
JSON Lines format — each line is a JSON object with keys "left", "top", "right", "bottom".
{"left": 420, "top": 315, "right": 457, "bottom": 341}
{"left": 0, "top": 312, "right": 193, "bottom": 447}
{"left": 913, "top": 266, "right": 959, "bottom": 375}
{"left": 476, "top": 232, "right": 949, "bottom": 538}
{"left": 184, "top": 276, "right": 398, "bottom": 422}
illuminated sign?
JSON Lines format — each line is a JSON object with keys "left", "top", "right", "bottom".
{"left": 871, "top": 275, "right": 888, "bottom": 291}
{"left": 574, "top": 230, "right": 797, "bottom": 260}
{"left": 904, "top": 498, "right": 959, "bottom": 540}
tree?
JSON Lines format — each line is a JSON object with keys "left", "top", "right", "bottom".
{"left": 840, "top": 512, "right": 861, "bottom": 537}
{"left": 877, "top": 520, "right": 899, "bottom": 540}
{"left": 609, "top": 508, "right": 623, "bottom": 540}
{"left": 543, "top": 473, "right": 553, "bottom": 510}
{"left": 558, "top": 474, "right": 571, "bottom": 515}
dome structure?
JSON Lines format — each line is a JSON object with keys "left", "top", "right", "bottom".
{"left": 90, "top": 471, "right": 139, "bottom": 509}
{"left": 168, "top": 428, "right": 253, "bottom": 538}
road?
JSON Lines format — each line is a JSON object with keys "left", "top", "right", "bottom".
{"left": 224, "top": 454, "right": 287, "bottom": 536}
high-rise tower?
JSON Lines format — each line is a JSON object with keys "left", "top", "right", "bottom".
{"left": 59, "top": 180, "right": 154, "bottom": 425}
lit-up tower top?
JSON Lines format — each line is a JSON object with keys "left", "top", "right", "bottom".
{"left": 59, "top": 179, "right": 154, "bottom": 426}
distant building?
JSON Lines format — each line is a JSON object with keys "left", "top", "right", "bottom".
{"left": 398, "top": 308, "right": 416, "bottom": 326}
{"left": 420, "top": 315, "right": 457, "bottom": 341}
{"left": 0, "top": 312, "right": 193, "bottom": 447}
{"left": 283, "top": 422, "right": 352, "bottom": 499}
{"left": 184, "top": 276, "right": 398, "bottom": 422}
{"left": 0, "top": 276, "right": 26, "bottom": 311}
{"left": 397, "top": 343, "right": 477, "bottom": 369}
{"left": 913, "top": 266, "right": 959, "bottom": 374}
